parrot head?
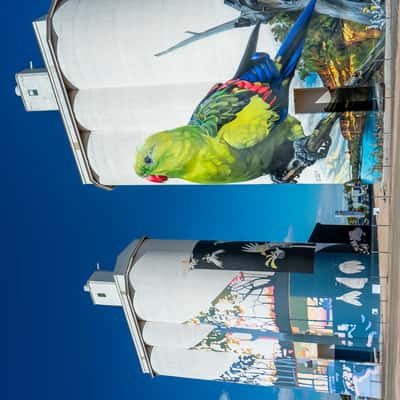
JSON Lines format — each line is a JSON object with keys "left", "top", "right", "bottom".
{"left": 135, "top": 127, "right": 201, "bottom": 183}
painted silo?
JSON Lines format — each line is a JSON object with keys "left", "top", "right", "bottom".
{"left": 85, "top": 231, "right": 382, "bottom": 398}
{"left": 16, "top": 0, "right": 385, "bottom": 187}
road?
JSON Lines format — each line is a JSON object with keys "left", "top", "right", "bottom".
{"left": 382, "top": 0, "right": 399, "bottom": 398}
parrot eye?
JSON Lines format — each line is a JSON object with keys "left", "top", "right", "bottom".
{"left": 144, "top": 155, "right": 153, "bottom": 165}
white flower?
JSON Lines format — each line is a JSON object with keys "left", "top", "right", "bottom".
{"left": 348, "top": 227, "right": 366, "bottom": 242}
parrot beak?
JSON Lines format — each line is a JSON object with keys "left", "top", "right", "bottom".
{"left": 147, "top": 175, "right": 168, "bottom": 183}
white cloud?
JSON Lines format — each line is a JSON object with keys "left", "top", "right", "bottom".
{"left": 219, "top": 391, "right": 230, "bottom": 400}
{"left": 284, "top": 225, "right": 294, "bottom": 243}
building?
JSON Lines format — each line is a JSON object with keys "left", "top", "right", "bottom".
{"left": 15, "top": 0, "right": 387, "bottom": 187}
{"left": 85, "top": 235, "right": 382, "bottom": 398}
{"left": 335, "top": 211, "right": 367, "bottom": 218}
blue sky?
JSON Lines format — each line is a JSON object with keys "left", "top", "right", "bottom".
{"left": 3, "top": 2, "right": 342, "bottom": 399}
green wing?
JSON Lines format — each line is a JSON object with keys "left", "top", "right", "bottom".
{"left": 189, "top": 86, "right": 303, "bottom": 150}
{"left": 189, "top": 88, "right": 253, "bottom": 137}
{"left": 279, "top": 114, "right": 305, "bottom": 141}
{"left": 216, "top": 95, "right": 282, "bottom": 149}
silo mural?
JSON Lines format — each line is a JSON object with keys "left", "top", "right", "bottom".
{"left": 51, "top": 0, "right": 385, "bottom": 186}
{"left": 128, "top": 237, "right": 381, "bottom": 398}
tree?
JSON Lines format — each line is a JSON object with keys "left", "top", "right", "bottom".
{"left": 269, "top": 11, "right": 382, "bottom": 80}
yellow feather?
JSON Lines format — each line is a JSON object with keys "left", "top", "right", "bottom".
{"left": 217, "top": 96, "right": 280, "bottom": 149}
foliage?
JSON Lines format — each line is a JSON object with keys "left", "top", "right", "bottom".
{"left": 269, "top": 13, "right": 381, "bottom": 81}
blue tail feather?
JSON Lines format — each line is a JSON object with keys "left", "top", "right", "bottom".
{"left": 279, "top": 39, "right": 305, "bottom": 80}
{"left": 238, "top": 0, "right": 316, "bottom": 85}
{"left": 275, "top": 0, "right": 317, "bottom": 79}
{"left": 240, "top": 53, "right": 280, "bottom": 83}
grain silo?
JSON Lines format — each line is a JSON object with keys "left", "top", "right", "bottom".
{"left": 15, "top": 0, "right": 387, "bottom": 187}
{"left": 85, "top": 234, "right": 382, "bottom": 398}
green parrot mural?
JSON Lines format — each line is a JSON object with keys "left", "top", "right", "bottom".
{"left": 135, "top": 0, "right": 320, "bottom": 184}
